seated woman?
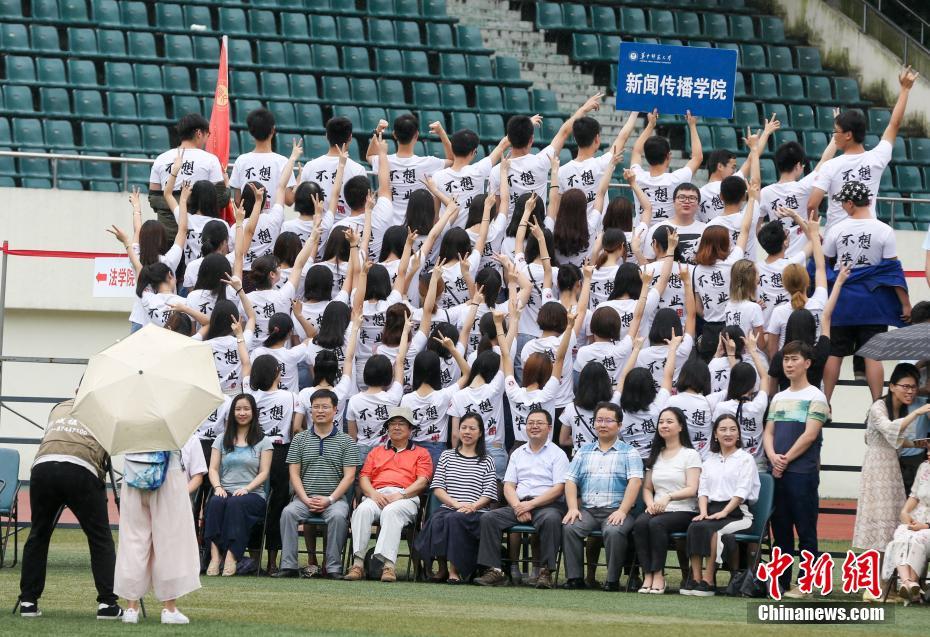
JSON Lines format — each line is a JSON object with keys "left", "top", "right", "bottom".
{"left": 683, "top": 414, "right": 760, "bottom": 597}
{"left": 632, "top": 407, "right": 702, "bottom": 594}
{"left": 204, "top": 393, "right": 273, "bottom": 576}
{"left": 414, "top": 411, "right": 498, "bottom": 583}
{"left": 881, "top": 449, "right": 930, "bottom": 602}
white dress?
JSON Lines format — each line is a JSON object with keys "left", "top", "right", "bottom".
{"left": 881, "top": 461, "right": 930, "bottom": 580}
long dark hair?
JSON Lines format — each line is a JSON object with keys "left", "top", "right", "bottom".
{"left": 378, "top": 225, "right": 408, "bottom": 261}
{"left": 199, "top": 219, "right": 230, "bottom": 257}
{"left": 312, "top": 349, "right": 340, "bottom": 386}
{"left": 193, "top": 253, "right": 231, "bottom": 298}
{"left": 273, "top": 231, "right": 302, "bottom": 268}
{"left": 206, "top": 299, "right": 240, "bottom": 340}
{"left": 263, "top": 312, "right": 293, "bottom": 347}
{"left": 313, "top": 301, "right": 351, "bottom": 349}
{"left": 725, "top": 361, "right": 757, "bottom": 429}
{"left": 250, "top": 354, "right": 282, "bottom": 391}
{"left": 138, "top": 219, "right": 167, "bottom": 266}
{"left": 620, "top": 367, "right": 657, "bottom": 413}
{"left": 553, "top": 188, "right": 590, "bottom": 256}
{"left": 466, "top": 349, "right": 500, "bottom": 385}
{"left": 321, "top": 227, "right": 351, "bottom": 263}
{"left": 884, "top": 362, "right": 921, "bottom": 420}
{"left": 506, "top": 192, "right": 545, "bottom": 237}
{"left": 645, "top": 406, "right": 692, "bottom": 469}
{"left": 405, "top": 189, "right": 435, "bottom": 236}
{"left": 135, "top": 262, "right": 172, "bottom": 297}
{"left": 575, "top": 362, "right": 613, "bottom": 411}
{"left": 222, "top": 393, "right": 263, "bottom": 451}
{"left": 303, "top": 264, "right": 334, "bottom": 303}
{"left": 248, "top": 254, "right": 279, "bottom": 291}
{"left": 457, "top": 411, "right": 487, "bottom": 459}
{"left": 412, "top": 350, "right": 442, "bottom": 391}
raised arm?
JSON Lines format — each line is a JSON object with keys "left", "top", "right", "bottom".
{"left": 681, "top": 265, "right": 696, "bottom": 337}
{"left": 276, "top": 137, "right": 303, "bottom": 207}
{"left": 528, "top": 218, "right": 552, "bottom": 289}
{"left": 487, "top": 135, "right": 511, "bottom": 166}
{"left": 492, "top": 311, "right": 514, "bottom": 377}
{"left": 327, "top": 144, "right": 349, "bottom": 216}
{"left": 630, "top": 109, "right": 657, "bottom": 168}
{"left": 223, "top": 273, "right": 256, "bottom": 334}
{"left": 574, "top": 260, "right": 595, "bottom": 335}
{"left": 883, "top": 66, "right": 920, "bottom": 144}
{"left": 175, "top": 182, "right": 191, "bottom": 253}
{"left": 419, "top": 260, "right": 445, "bottom": 337}
{"left": 627, "top": 269, "right": 654, "bottom": 339}
{"left": 653, "top": 230, "right": 677, "bottom": 296}
{"left": 624, "top": 167, "right": 652, "bottom": 227}
{"left": 107, "top": 225, "right": 142, "bottom": 275}
{"left": 428, "top": 120, "right": 454, "bottom": 163}
{"left": 514, "top": 193, "right": 538, "bottom": 257}
{"left": 814, "top": 109, "right": 840, "bottom": 171}
{"left": 374, "top": 133, "right": 392, "bottom": 200}
{"left": 661, "top": 334, "right": 682, "bottom": 392}
{"left": 593, "top": 146, "right": 624, "bottom": 214}
{"left": 419, "top": 200, "right": 459, "bottom": 262}
{"left": 547, "top": 155, "right": 560, "bottom": 221}
{"left": 820, "top": 265, "right": 850, "bottom": 339}
{"left": 394, "top": 315, "right": 412, "bottom": 384}
{"left": 163, "top": 149, "right": 185, "bottom": 213}
{"left": 684, "top": 110, "right": 703, "bottom": 175}
{"left": 743, "top": 331, "right": 768, "bottom": 384}
{"left": 232, "top": 318, "right": 252, "bottom": 379}
{"left": 551, "top": 310, "right": 577, "bottom": 379}
{"left": 609, "top": 110, "right": 639, "bottom": 155}
{"left": 735, "top": 182, "right": 757, "bottom": 253}
{"left": 551, "top": 93, "right": 604, "bottom": 154}
{"left": 616, "top": 336, "right": 646, "bottom": 393}
{"left": 342, "top": 312, "right": 363, "bottom": 380}
{"left": 438, "top": 333, "right": 471, "bottom": 388}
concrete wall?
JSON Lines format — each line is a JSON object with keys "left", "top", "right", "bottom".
{"left": 773, "top": 0, "right": 930, "bottom": 128}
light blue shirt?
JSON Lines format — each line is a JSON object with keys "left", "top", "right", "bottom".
{"left": 566, "top": 438, "right": 644, "bottom": 509}
{"left": 900, "top": 396, "right": 930, "bottom": 457}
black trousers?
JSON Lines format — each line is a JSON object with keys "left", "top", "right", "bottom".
{"left": 264, "top": 443, "right": 290, "bottom": 551}
{"left": 19, "top": 462, "right": 117, "bottom": 605}
{"left": 632, "top": 510, "right": 695, "bottom": 572}
{"left": 900, "top": 454, "right": 925, "bottom": 496}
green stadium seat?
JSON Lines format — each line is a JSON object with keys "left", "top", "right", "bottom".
{"left": 677, "top": 12, "right": 701, "bottom": 38}
{"left": 296, "top": 103, "right": 323, "bottom": 129}
{"left": 733, "top": 102, "right": 759, "bottom": 128}
{"left": 60, "top": 0, "right": 89, "bottom": 21}
{"left": 360, "top": 106, "right": 386, "bottom": 131}
{"left": 758, "top": 16, "right": 785, "bottom": 42}
{"left": 403, "top": 51, "right": 430, "bottom": 78}
{"left": 164, "top": 34, "right": 193, "bottom": 61}
{"left": 322, "top": 76, "right": 350, "bottom": 101}
{"left": 171, "top": 91, "right": 200, "bottom": 119}
{"left": 332, "top": 105, "right": 361, "bottom": 131}
{"left": 910, "top": 194, "right": 930, "bottom": 223}
{"left": 476, "top": 86, "right": 502, "bottom": 111}
{"left": 702, "top": 13, "right": 728, "bottom": 39}
{"left": 195, "top": 68, "right": 217, "bottom": 92}
{"left": 865, "top": 134, "right": 881, "bottom": 150}
{"left": 538, "top": 117, "right": 562, "bottom": 145}
{"left": 740, "top": 44, "right": 766, "bottom": 71}
{"left": 572, "top": 34, "right": 599, "bottom": 62}
{"left": 291, "top": 75, "right": 318, "bottom": 100}
{"left": 479, "top": 113, "right": 505, "bottom": 140}
{"left": 532, "top": 89, "right": 559, "bottom": 115}
{"left": 690, "top": 125, "right": 712, "bottom": 154}
{"left": 285, "top": 42, "right": 310, "bottom": 66}
{"left": 302, "top": 135, "right": 329, "bottom": 158}
{"left": 231, "top": 71, "right": 258, "bottom": 96}
{"left": 343, "top": 46, "right": 371, "bottom": 73}
{"left": 801, "top": 131, "right": 827, "bottom": 157}
{"left": 413, "top": 82, "right": 441, "bottom": 109}
{"left": 503, "top": 87, "right": 530, "bottom": 112}
{"left": 191, "top": 36, "right": 218, "bottom": 61}
{"left": 649, "top": 10, "right": 675, "bottom": 36}
{"left": 895, "top": 166, "right": 923, "bottom": 193}
{"left": 40, "top": 88, "right": 70, "bottom": 116}
{"left": 767, "top": 46, "right": 792, "bottom": 72}
{"left": 113, "top": 123, "right": 141, "bottom": 150}
{"left": 143, "top": 122, "right": 170, "bottom": 152}
{"left": 908, "top": 138, "right": 930, "bottom": 163}
{"left": 228, "top": 39, "right": 252, "bottom": 63}
{"left": 6, "top": 56, "right": 35, "bottom": 83}
{"left": 378, "top": 79, "right": 405, "bottom": 105}
{"left": 495, "top": 57, "right": 522, "bottom": 81}
{"left": 269, "top": 101, "right": 298, "bottom": 129}
{"left": 68, "top": 59, "right": 96, "bottom": 87}
{"left": 536, "top": 2, "right": 564, "bottom": 31}
{"left": 81, "top": 122, "right": 112, "bottom": 150}
{"left": 337, "top": 16, "right": 364, "bottom": 43}
{"left": 689, "top": 40, "right": 712, "bottom": 48}
{"left": 466, "top": 55, "right": 492, "bottom": 80}
{"left": 789, "top": 105, "right": 815, "bottom": 130}
{"left": 30, "top": 0, "right": 58, "bottom": 20}
{"left": 621, "top": 8, "right": 647, "bottom": 34}
{"left": 19, "top": 156, "right": 50, "bottom": 179}
{"left": 833, "top": 77, "right": 860, "bottom": 103}
{"left": 56, "top": 153, "right": 84, "bottom": 179}
{"left": 760, "top": 158, "right": 777, "bottom": 184}
{"left": 74, "top": 89, "right": 103, "bottom": 117}
{"left": 182, "top": 4, "right": 210, "bottom": 28}
{"left": 103, "top": 62, "right": 133, "bottom": 89}
{"left": 711, "top": 126, "right": 739, "bottom": 152}
{"left": 562, "top": 4, "right": 587, "bottom": 30}
{"left": 312, "top": 44, "right": 340, "bottom": 71}
{"left": 216, "top": 8, "right": 246, "bottom": 35}
{"left": 233, "top": 99, "right": 262, "bottom": 121}
{"left": 751, "top": 74, "right": 778, "bottom": 100}
{"left": 376, "top": 49, "right": 402, "bottom": 75}
{"left": 0, "top": 0, "right": 21, "bottom": 16}
{"left": 451, "top": 112, "right": 479, "bottom": 132}
{"left": 815, "top": 106, "right": 835, "bottom": 130}
{"left": 600, "top": 35, "right": 622, "bottom": 61}
{"left": 796, "top": 47, "right": 822, "bottom": 72}
{"left": 37, "top": 58, "right": 66, "bottom": 85}
{"left": 258, "top": 41, "right": 285, "bottom": 66}
{"left": 423, "top": 21, "right": 449, "bottom": 48}
{"left": 138, "top": 94, "right": 166, "bottom": 122}
{"left": 892, "top": 136, "right": 907, "bottom": 162}
{"left": 310, "top": 14, "right": 337, "bottom": 40}
{"left": 91, "top": 0, "right": 118, "bottom": 25}
{"left": 590, "top": 5, "right": 617, "bottom": 32}
{"left": 394, "top": 21, "right": 420, "bottom": 45}
{"left": 729, "top": 15, "right": 753, "bottom": 40}
{"left": 395, "top": 0, "right": 419, "bottom": 17}
{"left": 134, "top": 65, "right": 162, "bottom": 90}
{"left": 281, "top": 12, "right": 307, "bottom": 38}
{"left": 801, "top": 76, "right": 830, "bottom": 104}
{"left": 868, "top": 108, "right": 891, "bottom": 133}
{"left": 457, "top": 25, "right": 483, "bottom": 50}
{"left": 778, "top": 74, "right": 804, "bottom": 99}
{"left": 120, "top": 2, "right": 147, "bottom": 26}
{"left": 249, "top": 10, "right": 276, "bottom": 35}
{"left": 0, "top": 118, "right": 9, "bottom": 144}
{"left": 368, "top": 19, "right": 394, "bottom": 45}
{"left": 368, "top": 0, "right": 393, "bottom": 17}
{"left": 350, "top": 78, "right": 377, "bottom": 104}
{"left": 261, "top": 72, "right": 289, "bottom": 98}
{"left": 440, "top": 54, "right": 468, "bottom": 81}
{"left": 419, "top": 110, "right": 446, "bottom": 130}
{"left": 660, "top": 38, "right": 683, "bottom": 47}
{"left": 441, "top": 84, "right": 467, "bottom": 109}
{"left": 155, "top": 3, "right": 182, "bottom": 28}
{"left": 29, "top": 25, "right": 59, "bottom": 53}
{"left": 83, "top": 152, "right": 117, "bottom": 184}
{"left": 97, "top": 30, "right": 126, "bottom": 58}
{"left": 422, "top": 0, "right": 447, "bottom": 18}
{"left": 107, "top": 92, "right": 137, "bottom": 119}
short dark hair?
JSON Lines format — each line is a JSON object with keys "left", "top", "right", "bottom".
{"left": 177, "top": 113, "right": 210, "bottom": 141}
{"left": 572, "top": 116, "right": 600, "bottom": 148}
{"left": 325, "top": 116, "right": 353, "bottom": 147}
{"left": 526, "top": 407, "right": 552, "bottom": 426}
{"left": 309, "top": 388, "right": 338, "bottom": 407}
{"left": 834, "top": 109, "right": 867, "bottom": 144}
{"left": 246, "top": 107, "right": 276, "bottom": 142}
{"left": 705, "top": 149, "right": 735, "bottom": 175}
{"left": 782, "top": 340, "right": 813, "bottom": 361}
{"left": 393, "top": 113, "right": 419, "bottom": 144}
{"left": 673, "top": 182, "right": 700, "bottom": 200}
{"left": 593, "top": 401, "right": 622, "bottom": 424}
{"left": 719, "top": 175, "right": 747, "bottom": 206}
{"left": 589, "top": 306, "right": 621, "bottom": 340}
{"left": 450, "top": 129, "right": 480, "bottom": 157}
{"left": 911, "top": 301, "right": 930, "bottom": 324}
{"left": 506, "top": 115, "right": 534, "bottom": 149}
{"left": 643, "top": 136, "right": 671, "bottom": 166}
{"left": 675, "top": 357, "right": 711, "bottom": 395}
{"left": 757, "top": 220, "right": 787, "bottom": 256}
{"left": 774, "top": 141, "right": 806, "bottom": 174}
{"left": 342, "top": 174, "right": 371, "bottom": 210}
{"left": 362, "top": 354, "right": 393, "bottom": 388}
{"left": 536, "top": 301, "right": 567, "bottom": 333}
{"left": 294, "top": 181, "right": 322, "bottom": 216}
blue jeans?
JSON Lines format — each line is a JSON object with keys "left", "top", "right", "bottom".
{"left": 514, "top": 333, "right": 534, "bottom": 385}
{"left": 129, "top": 322, "right": 143, "bottom": 334}
{"left": 418, "top": 441, "right": 447, "bottom": 473}
{"left": 771, "top": 471, "right": 819, "bottom": 591}
{"left": 487, "top": 446, "right": 508, "bottom": 482}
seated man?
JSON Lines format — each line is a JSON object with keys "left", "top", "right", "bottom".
{"left": 344, "top": 407, "right": 433, "bottom": 582}
{"left": 275, "top": 389, "right": 359, "bottom": 579}
{"left": 561, "top": 402, "right": 643, "bottom": 591}
{"left": 473, "top": 408, "right": 570, "bottom": 589}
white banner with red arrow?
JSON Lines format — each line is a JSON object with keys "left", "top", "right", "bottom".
{"left": 93, "top": 257, "right": 136, "bottom": 298}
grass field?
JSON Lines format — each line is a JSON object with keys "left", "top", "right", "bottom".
{"left": 0, "top": 530, "right": 923, "bottom": 636}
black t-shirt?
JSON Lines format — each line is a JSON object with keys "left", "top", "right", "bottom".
{"left": 768, "top": 335, "right": 831, "bottom": 392}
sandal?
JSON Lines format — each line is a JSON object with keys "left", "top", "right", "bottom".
{"left": 446, "top": 578, "right": 462, "bottom": 585}
{"left": 637, "top": 584, "right": 652, "bottom": 594}
{"left": 429, "top": 573, "right": 449, "bottom": 583}
{"left": 649, "top": 583, "right": 667, "bottom": 594}
{"left": 206, "top": 561, "right": 221, "bottom": 577}
{"left": 222, "top": 560, "right": 237, "bottom": 577}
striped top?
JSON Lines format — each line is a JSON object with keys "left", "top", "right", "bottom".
{"left": 286, "top": 426, "right": 360, "bottom": 497}
{"left": 430, "top": 449, "right": 499, "bottom": 511}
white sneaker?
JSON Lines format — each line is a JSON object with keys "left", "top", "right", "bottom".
{"left": 161, "top": 609, "right": 189, "bottom": 625}
{"left": 122, "top": 608, "right": 139, "bottom": 624}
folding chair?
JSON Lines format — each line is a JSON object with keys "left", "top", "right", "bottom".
{"left": 0, "top": 449, "right": 23, "bottom": 567}
{"left": 252, "top": 481, "right": 273, "bottom": 577}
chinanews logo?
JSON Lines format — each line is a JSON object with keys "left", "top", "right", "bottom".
{"left": 629, "top": 51, "right": 638, "bottom": 61}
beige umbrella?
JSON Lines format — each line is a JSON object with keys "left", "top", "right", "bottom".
{"left": 72, "top": 324, "right": 224, "bottom": 454}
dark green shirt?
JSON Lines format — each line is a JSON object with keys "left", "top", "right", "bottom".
{"left": 286, "top": 426, "right": 360, "bottom": 496}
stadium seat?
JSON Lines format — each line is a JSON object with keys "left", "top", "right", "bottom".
{"left": 228, "top": 39, "right": 252, "bottom": 64}
{"left": 368, "top": 0, "right": 394, "bottom": 17}
{"left": 892, "top": 136, "right": 907, "bottom": 162}
{"left": 865, "top": 134, "right": 881, "bottom": 151}
{"left": 112, "top": 123, "right": 141, "bottom": 151}
{"left": 281, "top": 12, "right": 308, "bottom": 38}
{"left": 562, "top": 4, "right": 587, "bottom": 30}
{"left": 895, "top": 166, "right": 924, "bottom": 193}
{"left": 422, "top": 0, "right": 447, "bottom": 18}
{"left": 374, "top": 48, "right": 401, "bottom": 77}
{"left": 702, "top": 13, "right": 728, "bottom": 39}
{"left": 479, "top": 113, "right": 505, "bottom": 140}
{"left": 728, "top": 15, "right": 753, "bottom": 41}
{"left": 331, "top": 106, "right": 361, "bottom": 131}
{"left": 600, "top": 35, "right": 622, "bottom": 62}
{"left": 233, "top": 99, "right": 262, "bottom": 122}
{"left": 789, "top": 105, "right": 815, "bottom": 130}
{"left": 312, "top": 44, "right": 340, "bottom": 71}
{"left": 734, "top": 73, "right": 746, "bottom": 97}
{"left": 3, "top": 85, "right": 33, "bottom": 114}
{"left": 29, "top": 25, "right": 59, "bottom": 53}
{"left": 419, "top": 110, "right": 446, "bottom": 131}
{"left": 804, "top": 76, "right": 832, "bottom": 104}
{"left": 6, "top": 56, "right": 35, "bottom": 83}
{"left": 195, "top": 68, "right": 217, "bottom": 92}
{"left": 538, "top": 117, "right": 562, "bottom": 144}
{"left": 590, "top": 6, "right": 617, "bottom": 32}
{"left": 0, "top": 0, "right": 21, "bottom": 15}
{"left": 134, "top": 65, "right": 162, "bottom": 91}
{"left": 649, "top": 10, "right": 675, "bottom": 36}
{"left": 37, "top": 58, "right": 67, "bottom": 85}
{"left": 908, "top": 138, "right": 930, "bottom": 163}
{"left": 128, "top": 31, "right": 157, "bottom": 59}
{"left": 457, "top": 25, "right": 484, "bottom": 51}
{"left": 343, "top": 46, "right": 371, "bottom": 74}
{"left": 359, "top": 106, "right": 386, "bottom": 132}
{"left": 767, "top": 46, "right": 792, "bottom": 72}
{"left": 155, "top": 3, "right": 182, "bottom": 28}
{"left": 291, "top": 75, "right": 318, "bottom": 100}
{"left": 395, "top": 21, "right": 422, "bottom": 46}
{"left": 426, "top": 23, "right": 452, "bottom": 48}
{"left": 137, "top": 94, "right": 166, "bottom": 122}
{"left": 441, "top": 84, "right": 467, "bottom": 109}
{"left": 503, "top": 87, "right": 530, "bottom": 112}
{"left": 440, "top": 54, "right": 468, "bottom": 81}
{"left": 368, "top": 19, "right": 395, "bottom": 45}
{"left": 740, "top": 45, "right": 766, "bottom": 70}
{"left": 675, "top": 12, "right": 701, "bottom": 38}
{"left": 760, "top": 158, "right": 777, "bottom": 184}
{"left": 572, "top": 34, "right": 599, "bottom": 62}
{"left": 751, "top": 74, "right": 778, "bottom": 100}
{"left": 73, "top": 90, "right": 103, "bottom": 118}
{"left": 451, "top": 112, "right": 479, "bottom": 133}
{"left": 97, "top": 30, "right": 125, "bottom": 58}
{"left": 815, "top": 106, "right": 836, "bottom": 131}
{"left": 378, "top": 79, "right": 406, "bottom": 106}
{"left": 120, "top": 2, "right": 147, "bottom": 26}
{"left": 796, "top": 47, "right": 822, "bottom": 73}
{"left": 285, "top": 43, "right": 310, "bottom": 67}
{"left": 165, "top": 35, "right": 194, "bottom": 61}
{"left": 68, "top": 60, "right": 96, "bottom": 87}
{"left": 403, "top": 51, "right": 430, "bottom": 78}
{"left": 733, "top": 102, "right": 759, "bottom": 128}
{"left": 711, "top": 126, "right": 739, "bottom": 152}
{"left": 758, "top": 16, "right": 785, "bottom": 42}
{"left": 261, "top": 72, "right": 290, "bottom": 98}
{"left": 60, "top": 0, "right": 89, "bottom": 22}
{"left": 296, "top": 103, "right": 323, "bottom": 130}
{"left": 801, "top": 131, "right": 828, "bottom": 158}
{"left": 532, "top": 89, "right": 559, "bottom": 115}
{"left": 248, "top": 10, "right": 276, "bottom": 36}
{"left": 258, "top": 41, "right": 285, "bottom": 66}
{"left": 413, "top": 82, "right": 441, "bottom": 109}
{"left": 39, "top": 88, "right": 70, "bottom": 116}
{"left": 322, "top": 76, "right": 350, "bottom": 102}
{"left": 232, "top": 72, "right": 258, "bottom": 96}
{"left": 172, "top": 95, "right": 200, "bottom": 119}
{"left": 778, "top": 74, "right": 804, "bottom": 100}
{"left": 476, "top": 86, "right": 502, "bottom": 111}
{"left": 81, "top": 122, "right": 113, "bottom": 151}
{"left": 394, "top": 0, "right": 419, "bottom": 18}
{"left": 467, "top": 55, "right": 493, "bottom": 80}
{"left": 104, "top": 62, "right": 134, "bottom": 89}
{"left": 868, "top": 108, "right": 891, "bottom": 133}
{"left": 107, "top": 92, "right": 137, "bottom": 120}
{"left": 270, "top": 101, "right": 299, "bottom": 129}
{"left": 192, "top": 36, "right": 219, "bottom": 61}
{"left": 182, "top": 4, "right": 210, "bottom": 28}
{"left": 309, "top": 15, "right": 337, "bottom": 41}
{"left": 337, "top": 17, "right": 365, "bottom": 43}
{"left": 621, "top": 8, "right": 647, "bottom": 34}
{"left": 495, "top": 57, "right": 522, "bottom": 81}
{"left": 140, "top": 125, "right": 168, "bottom": 153}
{"left": 349, "top": 78, "right": 377, "bottom": 104}
{"left": 833, "top": 77, "right": 861, "bottom": 104}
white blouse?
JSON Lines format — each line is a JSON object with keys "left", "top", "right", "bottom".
{"left": 698, "top": 448, "right": 760, "bottom": 504}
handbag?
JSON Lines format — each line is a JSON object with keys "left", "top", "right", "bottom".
{"left": 123, "top": 451, "right": 170, "bottom": 490}
{"left": 725, "top": 568, "right": 768, "bottom": 598}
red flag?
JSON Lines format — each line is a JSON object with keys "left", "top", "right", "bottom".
{"left": 205, "top": 35, "right": 234, "bottom": 224}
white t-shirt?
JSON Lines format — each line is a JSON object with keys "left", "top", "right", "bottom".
{"left": 814, "top": 140, "right": 892, "bottom": 230}
{"left": 588, "top": 263, "right": 621, "bottom": 310}
{"left": 346, "top": 381, "right": 404, "bottom": 448}
{"left": 635, "top": 333, "right": 695, "bottom": 389}
{"left": 180, "top": 434, "right": 209, "bottom": 480}
{"left": 589, "top": 290, "right": 661, "bottom": 341}
{"left": 723, "top": 299, "right": 764, "bottom": 338}
{"left": 643, "top": 219, "right": 706, "bottom": 264}
{"left": 707, "top": 354, "right": 756, "bottom": 394}
{"left": 292, "top": 291, "right": 349, "bottom": 341}
{"left": 295, "top": 374, "right": 355, "bottom": 426}
{"left": 150, "top": 147, "right": 223, "bottom": 190}
{"left": 438, "top": 252, "right": 482, "bottom": 310}
{"left": 330, "top": 196, "right": 394, "bottom": 262}
{"left": 183, "top": 251, "right": 234, "bottom": 290}
{"left": 822, "top": 217, "right": 896, "bottom": 270}
{"left": 229, "top": 151, "right": 296, "bottom": 204}
{"left": 756, "top": 253, "right": 807, "bottom": 326}
{"left": 375, "top": 331, "right": 428, "bottom": 392}
{"left": 520, "top": 333, "right": 575, "bottom": 407}
{"left": 466, "top": 213, "right": 509, "bottom": 272}
{"left": 448, "top": 371, "right": 507, "bottom": 447}
{"left": 630, "top": 164, "right": 693, "bottom": 225}
{"left": 649, "top": 446, "right": 702, "bottom": 512}
{"left": 353, "top": 289, "right": 404, "bottom": 374}
{"left": 300, "top": 154, "right": 368, "bottom": 219}
{"left": 305, "top": 327, "right": 353, "bottom": 382}
{"left": 433, "top": 157, "right": 494, "bottom": 227}
{"left": 242, "top": 376, "right": 296, "bottom": 444}
{"left": 515, "top": 256, "right": 560, "bottom": 336}
{"left": 693, "top": 246, "right": 744, "bottom": 322}
{"left": 488, "top": 145, "right": 556, "bottom": 215}
{"left": 174, "top": 207, "right": 234, "bottom": 263}
{"left": 759, "top": 173, "right": 817, "bottom": 257}
{"left": 698, "top": 178, "right": 726, "bottom": 224}
{"left": 668, "top": 391, "right": 724, "bottom": 459}
{"left": 559, "top": 403, "right": 596, "bottom": 453}
{"left": 643, "top": 260, "right": 688, "bottom": 326}
{"left": 369, "top": 154, "right": 446, "bottom": 224}
{"left": 199, "top": 331, "right": 257, "bottom": 395}
{"left": 705, "top": 208, "right": 761, "bottom": 261}
{"left": 620, "top": 387, "right": 672, "bottom": 459}
{"left": 241, "top": 203, "right": 285, "bottom": 271}
{"left": 250, "top": 343, "right": 308, "bottom": 394}
{"left": 247, "top": 281, "right": 297, "bottom": 340}
{"left": 504, "top": 375, "right": 560, "bottom": 443}
{"left": 129, "top": 244, "right": 183, "bottom": 325}
{"left": 401, "top": 384, "right": 459, "bottom": 444}
{"left": 139, "top": 291, "right": 184, "bottom": 328}
{"left": 573, "top": 336, "right": 634, "bottom": 383}
{"left": 314, "top": 260, "right": 351, "bottom": 299}
{"left": 281, "top": 217, "right": 315, "bottom": 246}
{"left": 713, "top": 391, "right": 770, "bottom": 462}
{"left": 558, "top": 153, "right": 614, "bottom": 211}
{"left": 194, "top": 394, "right": 232, "bottom": 440}
{"left": 184, "top": 287, "right": 241, "bottom": 320}
{"left": 766, "top": 287, "right": 828, "bottom": 349}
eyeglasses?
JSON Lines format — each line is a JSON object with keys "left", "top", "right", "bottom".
{"left": 894, "top": 383, "right": 919, "bottom": 392}
{"left": 525, "top": 420, "right": 549, "bottom": 427}
{"left": 311, "top": 404, "right": 333, "bottom": 411}
{"left": 594, "top": 417, "right": 618, "bottom": 424}
{"left": 675, "top": 195, "right": 699, "bottom": 203}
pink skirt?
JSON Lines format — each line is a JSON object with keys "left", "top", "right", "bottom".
{"left": 114, "top": 463, "right": 201, "bottom": 602}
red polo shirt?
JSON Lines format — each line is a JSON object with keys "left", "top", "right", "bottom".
{"left": 360, "top": 441, "right": 433, "bottom": 489}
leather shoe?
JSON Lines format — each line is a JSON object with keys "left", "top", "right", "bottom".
{"left": 561, "top": 578, "right": 586, "bottom": 590}
{"left": 602, "top": 581, "right": 621, "bottom": 592}
{"left": 271, "top": 568, "right": 299, "bottom": 578}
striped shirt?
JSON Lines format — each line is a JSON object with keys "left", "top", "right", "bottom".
{"left": 286, "top": 426, "right": 360, "bottom": 497}
{"left": 430, "top": 449, "right": 499, "bottom": 511}
{"left": 566, "top": 439, "right": 644, "bottom": 509}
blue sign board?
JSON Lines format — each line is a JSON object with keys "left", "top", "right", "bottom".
{"left": 615, "top": 42, "right": 737, "bottom": 119}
